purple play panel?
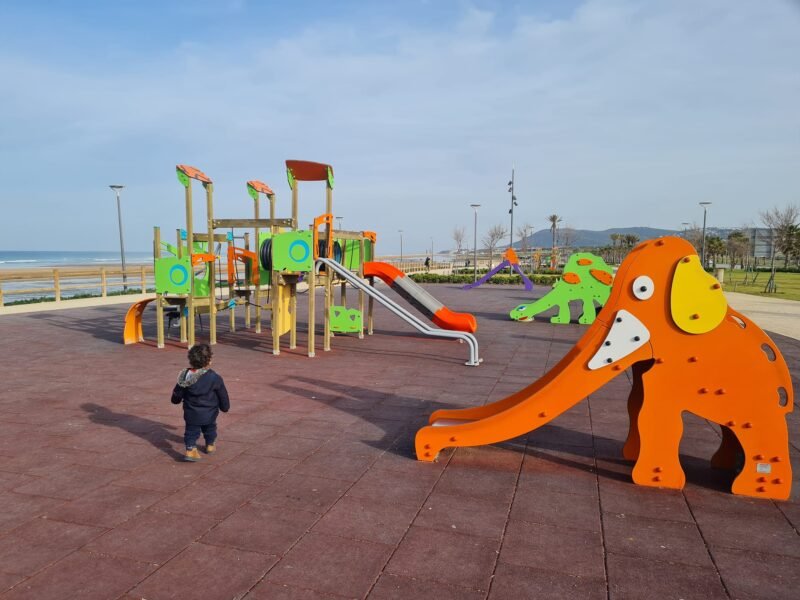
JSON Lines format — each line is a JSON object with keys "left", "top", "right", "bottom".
{"left": 0, "top": 283, "right": 799, "bottom": 599}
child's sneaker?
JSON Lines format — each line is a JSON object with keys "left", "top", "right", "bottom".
{"left": 184, "top": 447, "right": 201, "bottom": 462}
{"left": 205, "top": 444, "right": 216, "bottom": 454}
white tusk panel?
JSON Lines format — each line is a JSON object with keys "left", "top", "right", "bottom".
{"left": 588, "top": 309, "right": 651, "bottom": 370}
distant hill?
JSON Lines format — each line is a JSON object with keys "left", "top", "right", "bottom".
{"left": 516, "top": 227, "right": 678, "bottom": 249}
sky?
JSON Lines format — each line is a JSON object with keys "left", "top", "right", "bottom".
{"left": 0, "top": 0, "right": 798, "bottom": 254}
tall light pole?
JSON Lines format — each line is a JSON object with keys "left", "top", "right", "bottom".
{"left": 507, "top": 167, "right": 517, "bottom": 249}
{"left": 470, "top": 203, "right": 480, "bottom": 282}
{"left": 681, "top": 222, "right": 690, "bottom": 238}
{"left": 109, "top": 185, "right": 127, "bottom": 291}
{"left": 699, "top": 202, "right": 712, "bottom": 268}
{"left": 336, "top": 216, "right": 343, "bottom": 230}
{"left": 430, "top": 236, "right": 434, "bottom": 261}
{"left": 398, "top": 229, "right": 404, "bottom": 262}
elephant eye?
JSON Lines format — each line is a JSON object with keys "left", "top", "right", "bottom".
{"left": 632, "top": 275, "right": 654, "bottom": 300}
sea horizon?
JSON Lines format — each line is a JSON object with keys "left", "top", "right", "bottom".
{"left": 0, "top": 249, "right": 153, "bottom": 269}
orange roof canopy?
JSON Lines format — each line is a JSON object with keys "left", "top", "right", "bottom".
{"left": 247, "top": 180, "right": 274, "bottom": 195}
{"left": 285, "top": 160, "right": 333, "bottom": 182}
{"left": 176, "top": 164, "right": 212, "bottom": 184}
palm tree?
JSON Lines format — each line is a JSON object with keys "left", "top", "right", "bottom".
{"left": 547, "top": 214, "right": 562, "bottom": 268}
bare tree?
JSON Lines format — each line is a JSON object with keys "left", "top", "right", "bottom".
{"left": 726, "top": 230, "right": 751, "bottom": 269}
{"left": 516, "top": 223, "right": 534, "bottom": 251}
{"left": 452, "top": 226, "right": 466, "bottom": 254}
{"left": 760, "top": 205, "right": 799, "bottom": 292}
{"left": 560, "top": 225, "right": 576, "bottom": 249}
{"left": 482, "top": 224, "right": 508, "bottom": 269}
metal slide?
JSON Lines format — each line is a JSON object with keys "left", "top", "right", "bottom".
{"left": 317, "top": 258, "right": 481, "bottom": 366}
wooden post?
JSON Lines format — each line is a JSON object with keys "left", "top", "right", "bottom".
{"left": 186, "top": 183, "right": 195, "bottom": 347}
{"left": 53, "top": 269, "right": 61, "bottom": 302}
{"left": 358, "top": 238, "right": 365, "bottom": 339}
{"left": 323, "top": 272, "right": 332, "bottom": 351}
{"left": 291, "top": 185, "right": 298, "bottom": 230}
{"left": 308, "top": 263, "right": 315, "bottom": 357}
{"left": 289, "top": 282, "right": 297, "bottom": 349}
{"left": 177, "top": 228, "right": 187, "bottom": 343}
{"left": 271, "top": 272, "right": 281, "bottom": 355}
{"left": 206, "top": 182, "right": 217, "bottom": 345}
{"left": 227, "top": 240, "right": 235, "bottom": 333}
{"left": 140, "top": 266, "right": 146, "bottom": 293}
{"left": 100, "top": 268, "right": 107, "bottom": 297}
{"left": 244, "top": 232, "right": 251, "bottom": 329}
{"left": 340, "top": 281, "right": 346, "bottom": 306}
{"left": 0, "top": 283, "right": 4, "bottom": 307}
{"left": 154, "top": 226, "right": 164, "bottom": 348}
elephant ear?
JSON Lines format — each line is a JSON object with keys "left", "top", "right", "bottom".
{"left": 670, "top": 254, "right": 727, "bottom": 334}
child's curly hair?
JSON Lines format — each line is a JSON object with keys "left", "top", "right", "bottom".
{"left": 188, "top": 343, "right": 213, "bottom": 369}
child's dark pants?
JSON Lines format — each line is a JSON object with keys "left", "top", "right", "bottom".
{"left": 184, "top": 422, "right": 217, "bottom": 449}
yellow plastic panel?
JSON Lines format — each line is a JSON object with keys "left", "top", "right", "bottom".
{"left": 670, "top": 255, "right": 726, "bottom": 334}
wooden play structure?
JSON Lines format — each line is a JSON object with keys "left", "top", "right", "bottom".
{"left": 417, "top": 237, "right": 794, "bottom": 500}
{"left": 123, "top": 161, "right": 481, "bottom": 365}
{"left": 510, "top": 252, "right": 613, "bottom": 324}
{"left": 462, "top": 248, "right": 534, "bottom": 291}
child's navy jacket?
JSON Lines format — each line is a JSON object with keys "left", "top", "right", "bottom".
{"left": 171, "top": 368, "right": 230, "bottom": 425}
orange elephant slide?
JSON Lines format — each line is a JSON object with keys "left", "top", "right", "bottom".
{"left": 416, "top": 237, "right": 794, "bottom": 500}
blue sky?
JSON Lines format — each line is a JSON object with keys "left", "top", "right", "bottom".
{"left": 1, "top": 0, "right": 798, "bottom": 253}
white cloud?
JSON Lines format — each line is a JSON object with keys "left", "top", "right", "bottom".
{"left": 0, "top": 0, "right": 798, "bottom": 252}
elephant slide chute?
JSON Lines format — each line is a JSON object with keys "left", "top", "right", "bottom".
{"left": 416, "top": 237, "right": 794, "bottom": 500}
{"left": 363, "top": 262, "right": 477, "bottom": 333}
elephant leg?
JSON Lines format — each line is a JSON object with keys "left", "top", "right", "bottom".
{"left": 622, "top": 361, "right": 648, "bottom": 461}
{"left": 710, "top": 426, "right": 743, "bottom": 470}
{"left": 550, "top": 301, "right": 571, "bottom": 324}
{"left": 631, "top": 388, "right": 686, "bottom": 490}
{"left": 578, "top": 299, "right": 597, "bottom": 324}
{"left": 729, "top": 419, "right": 792, "bottom": 500}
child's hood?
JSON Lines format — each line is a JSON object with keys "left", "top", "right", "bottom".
{"left": 177, "top": 368, "right": 210, "bottom": 388}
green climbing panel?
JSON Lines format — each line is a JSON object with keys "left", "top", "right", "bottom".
{"left": 155, "top": 256, "right": 192, "bottom": 295}
{"left": 272, "top": 230, "right": 314, "bottom": 272}
{"left": 330, "top": 306, "right": 362, "bottom": 333}
{"left": 510, "top": 252, "right": 613, "bottom": 325}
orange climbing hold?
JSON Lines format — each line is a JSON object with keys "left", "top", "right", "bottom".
{"left": 590, "top": 269, "right": 613, "bottom": 286}
{"left": 562, "top": 272, "right": 581, "bottom": 284}
{"left": 577, "top": 258, "right": 593, "bottom": 266}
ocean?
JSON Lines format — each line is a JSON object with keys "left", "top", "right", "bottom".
{"left": 0, "top": 250, "right": 152, "bottom": 269}
{"left": 0, "top": 250, "right": 154, "bottom": 303}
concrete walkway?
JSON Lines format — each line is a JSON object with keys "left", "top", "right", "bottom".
{"left": 725, "top": 292, "right": 800, "bottom": 341}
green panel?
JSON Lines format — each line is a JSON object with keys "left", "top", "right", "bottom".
{"left": 286, "top": 167, "right": 296, "bottom": 190}
{"left": 155, "top": 256, "right": 192, "bottom": 295}
{"left": 247, "top": 183, "right": 259, "bottom": 201}
{"left": 176, "top": 168, "right": 190, "bottom": 187}
{"left": 326, "top": 166, "right": 335, "bottom": 189}
{"left": 330, "top": 306, "right": 361, "bottom": 333}
{"left": 272, "top": 230, "right": 314, "bottom": 272}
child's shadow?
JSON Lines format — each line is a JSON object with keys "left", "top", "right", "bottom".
{"left": 81, "top": 402, "right": 184, "bottom": 461}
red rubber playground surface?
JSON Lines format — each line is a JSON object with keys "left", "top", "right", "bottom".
{"left": 1, "top": 283, "right": 799, "bottom": 599}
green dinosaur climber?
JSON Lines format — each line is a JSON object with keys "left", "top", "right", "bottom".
{"left": 509, "top": 252, "right": 614, "bottom": 324}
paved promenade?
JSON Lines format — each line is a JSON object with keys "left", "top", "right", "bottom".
{"left": 0, "top": 284, "right": 798, "bottom": 599}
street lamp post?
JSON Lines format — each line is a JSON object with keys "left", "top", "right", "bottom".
{"left": 470, "top": 204, "right": 480, "bottom": 282}
{"left": 507, "top": 167, "right": 518, "bottom": 274}
{"left": 681, "top": 222, "right": 690, "bottom": 238}
{"left": 336, "top": 216, "right": 343, "bottom": 230}
{"left": 699, "top": 202, "right": 712, "bottom": 268}
{"left": 398, "top": 229, "right": 403, "bottom": 263}
{"left": 109, "top": 185, "right": 127, "bottom": 291}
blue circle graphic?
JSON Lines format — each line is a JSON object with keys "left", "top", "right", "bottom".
{"left": 288, "top": 240, "right": 310, "bottom": 263}
{"left": 169, "top": 264, "right": 189, "bottom": 286}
